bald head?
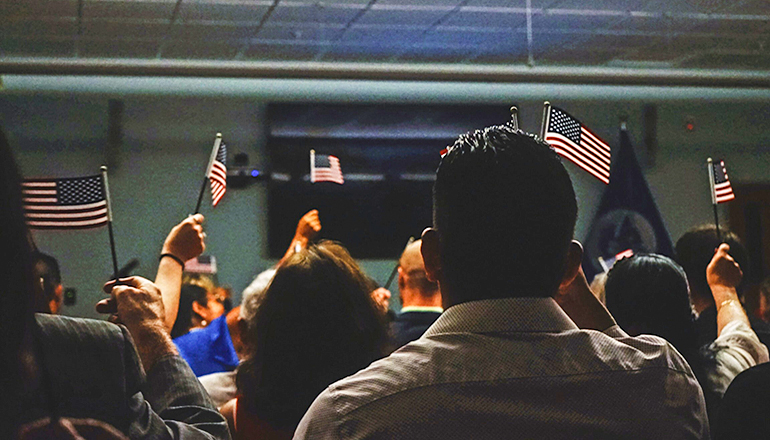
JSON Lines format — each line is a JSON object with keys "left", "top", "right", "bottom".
{"left": 400, "top": 240, "right": 424, "bottom": 274}
{"left": 398, "top": 239, "right": 440, "bottom": 307}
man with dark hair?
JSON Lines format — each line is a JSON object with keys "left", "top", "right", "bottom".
{"left": 32, "top": 251, "right": 63, "bottom": 314}
{"left": 390, "top": 239, "right": 442, "bottom": 348}
{"left": 295, "top": 125, "right": 708, "bottom": 439}
{"left": 675, "top": 225, "right": 770, "bottom": 348}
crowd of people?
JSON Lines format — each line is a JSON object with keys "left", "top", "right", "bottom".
{"left": 2, "top": 121, "right": 769, "bottom": 439}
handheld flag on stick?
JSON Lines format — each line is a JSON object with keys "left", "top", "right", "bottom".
{"left": 384, "top": 236, "right": 416, "bottom": 291}
{"left": 310, "top": 150, "right": 344, "bottom": 184}
{"left": 22, "top": 174, "right": 109, "bottom": 229}
{"left": 707, "top": 158, "right": 735, "bottom": 242}
{"left": 541, "top": 102, "right": 612, "bottom": 184}
{"left": 195, "top": 133, "right": 227, "bottom": 213}
{"left": 709, "top": 158, "right": 735, "bottom": 204}
{"left": 598, "top": 248, "right": 634, "bottom": 273}
{"left": 100, "top": 166, "right": 120, "bottom": 279}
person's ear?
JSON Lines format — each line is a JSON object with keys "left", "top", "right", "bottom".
{"left": 191, "top": 301, "right": 210, "bottom": 321}
{"left": 421, "top": 228, "right": 442, "bottom": 283}
{"left": 397, "top": 266, "right": 407, "bottom": 290}
{"left": 559, "top": 240, "right": 584, "bottom": 290}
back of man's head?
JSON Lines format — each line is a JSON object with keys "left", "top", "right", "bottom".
{"left": 675, "top": 224, "right": 749, "bottom": 301}
{"left": 398, "top": 240, "right": 438, "bottom": 303}
{"left": 434, "top": 125, "right": 577, "bottom": 302}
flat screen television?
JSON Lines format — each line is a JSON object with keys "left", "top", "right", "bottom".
{"left": 267, "top": 103, "right": 512, "bottom": 258}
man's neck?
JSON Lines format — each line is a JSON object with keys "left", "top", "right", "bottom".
{"left": 401, "top": 290, "right": 442, "bottom": 309}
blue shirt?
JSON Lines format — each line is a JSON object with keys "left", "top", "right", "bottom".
{"left": 173, "top": 314, "right": 239, "bottom": 377}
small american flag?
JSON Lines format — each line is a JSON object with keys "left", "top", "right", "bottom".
{"left": 311, "top": 150, "right": 344, "bottom": 184}
{"left": 22, "top": 175, "right": 108, "bottom": 229}
{"left": 209, "top": 141, "right": 227, "bottom": 206}
{"left": 543, "top": 106, "right": 612, "bottom": 184}
{"left": 712, "top": 159, "right": 735, "bottom": 204}
{"left": 184, "top": 255, "right": 218, "bottom": 274}
{"left": 598, "top": 248, "right": 634, "bottom": 273}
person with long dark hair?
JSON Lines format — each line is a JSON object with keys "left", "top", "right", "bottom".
{"left": 605, "top": 251, "right": 768, "bottom": 429}
{"left": 221, "top": 240, "right": 389, "bottom": 439}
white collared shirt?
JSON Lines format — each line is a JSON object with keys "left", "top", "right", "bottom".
{"left": 295, "top": 297, "right": 710, "bottom": 440}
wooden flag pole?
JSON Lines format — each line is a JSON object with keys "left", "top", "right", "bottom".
{"left": 384, "top": 236, "right": 416, "bottom": 291}
{"left": 195, "top": 133, "right": 222, "bottom": 214}
{"left": 510, "top": 106, "right": 519, "bottom": 131}
{"left": 101, "top": 166, "right": 119, "bottom": 279}
{"left": 539, "top": 101, "right": 551, "bottom": 139}
{"left": 707, "top": 158, "right": 722, "bottom": 242}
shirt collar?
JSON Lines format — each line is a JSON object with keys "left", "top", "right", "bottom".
{"left": 423, "top": 297, "right": 578, "bottom": 336}
{"left": 400, "top": 306, "right": 444, "bottom": 314}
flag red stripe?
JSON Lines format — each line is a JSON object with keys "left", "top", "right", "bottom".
{"left": 23, "top": 197, "right": 58, "bottom": 203}
{"left": 22, "top": 189, "right": 57, "bottom": 195}
{"left": 26, "top": 217, "right": 109, "bottom": 228}
{"left": 23, "top": 200, "right": 107, "bottom": 211}
{"left": 580, "top": 131, "right": 612, "bottom": 163}
{"left": 580, "top": 127, "right": 611, "bottom": 157}
{"left": 22, "top": 181, "right": 57, "bottom": 188}
{"left": 546, "top": 134, "right": 611, "bottom": 181}
{"left": 26, "top": 208, "right": 108, "bottom": 219}
{"left": 551, "top": 145, "right": 610, "bottom": 184}
{"left": 546, "top": 133, "right": 611, "bottom": 175}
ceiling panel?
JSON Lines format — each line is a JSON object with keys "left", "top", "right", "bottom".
{"left": 2, "top": 17, "right": 78, "bottom": 38}
{"left": 257, "top": 24, "right": 345, "bottom": 42}
{"left": 357, "top": 9, "right": 450, "bottom": 26}
{"left": 242, "top": 43, "right": 320, "bottom": 61}
{"left": 169, "top": 22, "right": 252, "bottom": 41}
{"left": 443, "top": 10, "right": 526, "bottom": 28}
{"left": 0, "top": 0, "right": 768, "bottom": 76}
{"left": 82, "top": 20, "right": 169, "bottom": 39}
{"left": 719, "top": 0, "right": 770, "bottom": 14}
{"left": 83, "top": 0, "right": 176, "bottom": 20}
{"left": 269, "top": 3, "right": 364, "bottom": 24}
{"left": 0, "top": 0, "right": 77, "bottom": 18}
{"left": 340, "top": 26, "right": 427, "bottom": 45}
{"left": 80, "top": 39, "right": 159, "bottom": 58}
{"left": 162, "top": 40, "right": 241, "bottom": 59}
{"left": 0, "top": 37, "right": 75, "bottom": 57}
{"left": 422, "top": 29, "right": 511, "bottom": 47}
{"left": 177, "top": 2, "right": 270, "bottom": 23}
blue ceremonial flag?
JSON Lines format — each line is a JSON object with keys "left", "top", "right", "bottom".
{"left": 582, "top": 125, "right": 674, "bottom": 282}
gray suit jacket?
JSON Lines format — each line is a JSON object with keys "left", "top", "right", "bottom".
{"left": 15, "top": 314, "right": 231, "bottom": 439}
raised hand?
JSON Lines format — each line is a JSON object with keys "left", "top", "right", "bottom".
{"left": 162, "top": 214, "right": 206, "bottom": 263}
{"left": 295, "top": 209, "right": 322, "bottom": 243}
{"left": 707, "top": 243, "right": 743, "bottom": 291}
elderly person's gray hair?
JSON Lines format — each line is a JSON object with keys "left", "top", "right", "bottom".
{"left": 240, "top": 268, "right": 276, "bottom": 323}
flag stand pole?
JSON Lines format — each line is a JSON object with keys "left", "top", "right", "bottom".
{"left": 707, "top": 158, "right": 723, "bottom": 242}
{"left": 510, "top": 106, "right": 519, "bottom": 131}
{"left": 384, "top": 236, "right": 416, "bottom": 291}
{"left": 195, "top": 133, "right": 223, "bottom": 214}
{"left": 101, "top": 166, "right": 119, "bottom": 279}
{"left": 539, "top": 101, "right": 551, "bottom": 139}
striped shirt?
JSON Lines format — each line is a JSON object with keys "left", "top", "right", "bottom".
{"left": 295, "top": 297, "right": 709, "bottom": 440}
